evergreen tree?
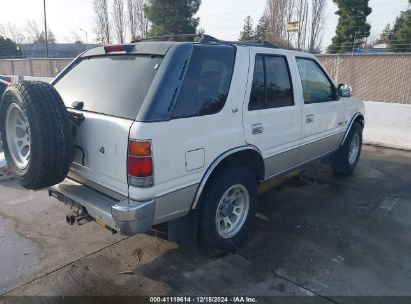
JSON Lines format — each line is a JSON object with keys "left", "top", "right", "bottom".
{"left": 327, "top": 0, "right": 372, "bottom": 54}
{"left": 145, "top": 0, "right": 201, "bottom": 37}
{"left": 255, "top": 16, "right": 269, "bottom": 42}
{"left": 376, "top": 24, "right": 392, "bottom": 44}
{"left": 239, "top": 16, "right": 256, "bottom": 41}
{"left": 391, "top": 11, "right": 410, "bottom": 38}
{"left": 0, "top": 36, "right": 22, "bottom": 59}
{"left": 389, "top": 4, "right": 411, "bottom": 52}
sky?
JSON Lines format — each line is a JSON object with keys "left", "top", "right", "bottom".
{"left": 0, "top": 0, "right": 410, "bottom": 50}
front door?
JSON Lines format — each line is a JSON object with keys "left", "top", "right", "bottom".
{"left": 243, "top": 50, "right": 302, "bottom": 179}
{"left": 294, "top": 57, "right": 345, "bottom": 163}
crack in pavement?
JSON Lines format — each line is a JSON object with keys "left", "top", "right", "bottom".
{"left": 233, "top": 251, "right": 340, "bottom": 303}
{"left": 0, "top": 236, "right": 132, "bottom": 296}
{"left": 271, "top": 271, "right": 340, "bottom": 304}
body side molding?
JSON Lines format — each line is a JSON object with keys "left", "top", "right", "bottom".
{"left": 191, "top": 145, "right": 262, "bottom": 210}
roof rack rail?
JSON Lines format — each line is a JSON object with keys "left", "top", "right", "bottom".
{"left": 218, "top": 40, "right": 277, "bottom": 48}
{"left": 131, "top": 33, "right": 278, "bottom": 49}
{"left": 131, "top": 33, "right": 218, "bottom": 43}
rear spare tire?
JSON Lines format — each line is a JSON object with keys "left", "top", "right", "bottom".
{"left": 0, "top": 81, "right": 74, "bottom": 189}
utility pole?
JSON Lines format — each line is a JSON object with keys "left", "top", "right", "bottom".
{"left": 43, "top": 0, "right": 49, "bottom": 58}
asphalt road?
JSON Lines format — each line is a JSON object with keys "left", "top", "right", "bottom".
{"left": 0, "top": 145, "right": 410, "bottom": 303}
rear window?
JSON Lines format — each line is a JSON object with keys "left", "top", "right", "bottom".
{"left": 171, "top": 44, "right": 235, "bottom": 119}
{"left": 54, "top": 55, "right": 162, "bottom": 119}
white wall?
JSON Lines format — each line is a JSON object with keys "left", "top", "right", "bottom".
{"left": 363, "top": 102, "right": 411, "bottom": 151}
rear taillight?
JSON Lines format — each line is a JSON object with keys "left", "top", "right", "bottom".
{"left": 128, "top": 157, "right": 153, "bottom": 177}
{"left": 104, "top": 45, "right": 127, "bottom": 53}
{"left": 128, "top": 140, "right": 153, "bottom": 188}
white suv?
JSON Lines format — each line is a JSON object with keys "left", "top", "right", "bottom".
{"left": 0, "top": 36, "right": 364, "bottom": 255}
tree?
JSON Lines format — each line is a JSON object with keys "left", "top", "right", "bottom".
{"left": 92, "top": 0, "right": 111, "bottom": 44}
{"left": 239, "top": 16, "right": 256, "bottom": 41}
{"left": 0, "top": 36, "right": 22, "bottom": 59}
{"left": 295, "top": 0, "right": 309, "bottom": 49}
{"left": 308, "top": 0, "right": 326, "bottom": 53}
{"left": 0, "top": 23, "right": 25, "bottom": 43}
{"left": 127, "top": 0, "right": 150, "bottom": 40}
{"left": 265, "top": 0, "right": 288, "bottom": 43}
{"left": 197, "top": 27, "right": 205, "bottom": 35}
{"left": 68, "top": 31, "right": 83, "bottom": 44}
{"left": 263, "top": 0, "right": 295, "bottom": 48}
{"left": 25, "top": 20, "right": 41, "bottom": 42}
{"left": 327, "top": 0, "right": 372, "bottom": 54}
{"left": 112, "top": 0, "right": 125, "bottom": 43}
{"left": 25, "top": 20, "right": 56, "bottom": 44}
{"left": 145, "top": 0, "right": 201, "bottom": 37}
{"left": 388, "top": 9, "right": 410, "bottom": 42}
{"left": 255, "top": 16, "right": 270, "bottom": 41}
{"left": 376, "top": 24, "right": 392, "bottom": 45}
{"left": 389, "top": 5, "right": 411, "bottom": 52}
{"left": 34, "top": 30, "right": 56, "bottom": 44}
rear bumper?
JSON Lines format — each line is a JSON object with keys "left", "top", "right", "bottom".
{"left": 111, "top": 199, "right": 155, "bottom": 235}
{"left": 49, "top": 178, "right": 155, "bottom": 235}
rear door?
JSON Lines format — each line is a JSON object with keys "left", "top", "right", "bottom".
{"left": 294, "top": 57, "right": 345, "bottom": 163}
{"left": 54, "top": 54, "right": 162, "bottom": 196}
{"left": 243, "top": 49, "right": 302, "bottom": 178}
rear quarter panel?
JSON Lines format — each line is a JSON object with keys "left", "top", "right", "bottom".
{"left": 128, "top": 47, "right": 251, "bottom": 222}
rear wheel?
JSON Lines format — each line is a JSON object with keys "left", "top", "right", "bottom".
{"left": 199, "top": 165, "right": 258, "bottom": 256}
{"left": 331, "top": 122, "right": 363, "bottom": 175}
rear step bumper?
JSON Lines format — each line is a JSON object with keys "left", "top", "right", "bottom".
{"left": 48, "top": 178, "right": 155, "bottom": 235}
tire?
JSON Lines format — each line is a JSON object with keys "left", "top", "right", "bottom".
{"left": 199, "top": 165, "right": 258, "bottom": 256}
{"left": 0, "top": 81, "right": 7, "bottom": 97}
{"left": 0, "top": 81, "right": 75, "bottom": 189}
{"left": 331, "top": 121, "right": 363, "bottom": 176}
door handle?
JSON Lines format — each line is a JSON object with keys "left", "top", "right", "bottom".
{"left": 252, "top": 123, "right": 264, "bottom": 134}
{"left": 306, "top": 114, "right": 314, "bottom": 124}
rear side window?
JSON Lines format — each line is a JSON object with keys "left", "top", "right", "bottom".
{"left": 171, "top": 45, "right": 235, "bottom": 119}
{"left": 54, "top": 55, "right": 162, "bottom": 119}
{"left": 249, "top": 55, "right": 294, "bottom": 111}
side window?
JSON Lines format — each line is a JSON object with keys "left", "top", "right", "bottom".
{"left": 249, "top": 55, "right": 294, "bottom": 111}
{"left": 296, "top": 58, "right": 335, "bottom": 104}
{"left": 249, "top": 56, "right": 265, "bottom": 110}
{"left": 172, "top": 45, "right": 235, "bottom": 119}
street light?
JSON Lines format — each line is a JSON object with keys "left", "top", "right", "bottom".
{"left": 80, "top": 29, "right": 89, "bottom": 50}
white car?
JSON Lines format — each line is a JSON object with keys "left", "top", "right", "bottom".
{"left": 0, "top": 35, "right": 364, "bottom": 255}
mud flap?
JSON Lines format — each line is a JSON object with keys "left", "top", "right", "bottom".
{"left": 168, "top": 209, "right": 200, "bottom": 251}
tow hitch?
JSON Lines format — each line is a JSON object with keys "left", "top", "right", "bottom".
{"left": 66, "top": 210, "right": 91, "bottom": 225}
{"left": 48, "top": 190, "right": 92, "bottom": 225}
{"left": 48, "top": 189, "right": 118, "bottom": 234}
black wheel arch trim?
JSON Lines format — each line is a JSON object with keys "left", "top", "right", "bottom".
{"left": 341, "top": 112, "right": 364, "bottom": 146}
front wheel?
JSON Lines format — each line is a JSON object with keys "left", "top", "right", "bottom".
{"left": 331, "top": 121, "right": 363, "bottom": 176}
{"left": 199, "top": 165, "right": 258, "bottom": 256}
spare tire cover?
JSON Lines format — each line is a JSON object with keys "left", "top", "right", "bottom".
{"left": 0, "top": 81, "right": 75, "bottom": 189}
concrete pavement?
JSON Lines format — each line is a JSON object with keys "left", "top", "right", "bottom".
{"left": 0, "top": 145, "right": 410, "bottom": 302}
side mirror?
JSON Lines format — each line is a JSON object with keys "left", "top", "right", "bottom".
{"left": 338, "top": 84, "right": 353, "bottom": 98}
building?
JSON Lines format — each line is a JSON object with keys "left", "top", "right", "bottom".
{"left": 19, "top": 43, "right": 100, "bottom": 59}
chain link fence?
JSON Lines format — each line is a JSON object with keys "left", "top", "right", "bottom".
{"left": 318, "top": 54, "right": 411, "bottom": 104}
{"left": 0, "top": 53, "right": 410, "bottom": 104}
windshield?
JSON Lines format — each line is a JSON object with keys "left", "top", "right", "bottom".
{"left": 54, "top": 55, "right": 163, "bottom": 120}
